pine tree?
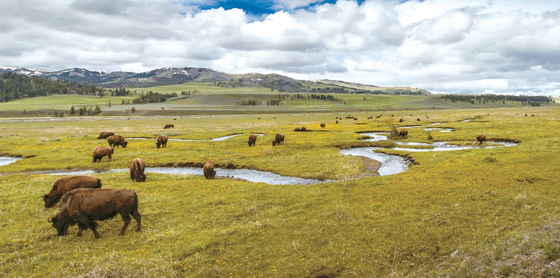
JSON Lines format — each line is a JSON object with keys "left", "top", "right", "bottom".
{"left": 70, "top": 106, "right": 76, "bottom": 115}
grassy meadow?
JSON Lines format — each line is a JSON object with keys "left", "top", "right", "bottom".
{"left": 1, "top": 106, "right": 560, "bottom": 277}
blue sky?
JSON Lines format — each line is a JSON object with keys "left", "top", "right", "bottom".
{"left": 1, "top": 0, "right": 559, "bottom": 95}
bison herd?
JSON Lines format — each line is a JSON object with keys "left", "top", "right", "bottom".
{"left": 45, "top": 120, "right": 489, "bottom": 239}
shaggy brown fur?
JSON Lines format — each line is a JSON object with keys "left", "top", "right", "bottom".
{"left": 97, "top": 131, "right": 114, "bottom": 139}
{"left": 129, "top": 158, "right": 146, "bottom": 182}
{"left": 301, "top": 127, "right": 306, "bottom": 131}
{"left": 477, "top": 134, "right": 487, "bottom": 144}
{"left": 156, "top": 135, "right": 168, "bottom": 148}
{"left": 272, "top": 133, "right": 285, "bottom": 146}
{"left": 107, "top": 135, "right": 128, "bottom": 148}
{"left": 248, "top": 134, "right": 257, "bottom": 146}
{"left": 50, "top": 188, "right": 141, "bottom": 238}
{"left": 320, "top": 123, "right": 325, "bottom": 128}
{"left": 43, "top": 176, "right": 102, "bottom": 208}
{"left": 399, "top": 129, "right": 408, "bottom": 138}
{"left": 164, "top": 124, "right": 174, "bottom": 129}
{"left": 203, "top": 161, "right": 216, "bottom": 179}
{"left": 92, "top": 146, "right": 114, "bottom": 162}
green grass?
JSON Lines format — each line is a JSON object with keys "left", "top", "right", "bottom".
{"left": 1, "top": 106, "right": 560, "bottom": 277}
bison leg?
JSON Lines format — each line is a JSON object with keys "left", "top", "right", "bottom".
{"left": 118, "top": 214, "right": 132, "bottom": 236}
{"left": 107, "top": 154, "right": 112, "bottom": 162}
{"left": 132, "top": 210, "right": 141, "bottom": 232}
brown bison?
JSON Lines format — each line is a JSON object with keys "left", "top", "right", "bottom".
{"left": 294, "top": 127, "right": 301, "bottom": 131}
{"left": 164, "top": 124, "right": 174, "bottom": 129}
{"left": 129, "top": 158, "right": 146, "bottom": 182}
{"left": 272, "top": 133, "right": 285, "bottom": 146}
{"left": 203, "top": 161, "right": 216, "bottom": 179}
{"left": 301, "top": 126, "right": 306, "bottom": 131}
{"left": 107, "top": 135, "right": 128, "bottom": 148}
{"left": 92, "top": 146, "right": 114, "bottom": 162}
{"left": 320, "top": 123, "right": 325, "bottom": 128}
{"left": 97, "top": 131, "right": 114, "bottom": 139}
{"left": 43, "top": 176, "right": 102, "bottom": 208}
{"left": 156, "top": 134, "right": 168, "bottom": 148}
{"left": 399, "top": 118, "right": 404, "bottom": 122}
{"left": 399, "top": 129, "right": 408, "bottom": 138}
{"left": 476, "top": 134, "right": 487, "bottom": 144}
{"left": 336, "top": 120, "right": 339, "bottom": 124}
{"left": 248, "top": 134, "right": 257, "bottom": 146}
{"left": 417, "top": 118, "right": 421, "bottom": 121}
{"left": 50, "top": 188, "right": 141, "bottom": 238}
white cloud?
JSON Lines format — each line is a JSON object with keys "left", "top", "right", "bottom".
{"left": 0, "top": 0, "right": 559, "bottom": 95}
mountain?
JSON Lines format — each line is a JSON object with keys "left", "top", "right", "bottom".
{"left": 0, "top": 66, "right": 428, "bottom": 95}
{"left": 0, "top": 66, "right": 232, "bottom": 88}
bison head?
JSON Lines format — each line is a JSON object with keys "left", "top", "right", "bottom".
{"left": 136, "top": 174, "right": 146, "bottom": 182}
{"left": 43, "top": 194, "right": 58, "bottom": 208}
{"left": 156, "top": 141, "right": 161, "bottom": 148}
{"left": 272, "top": 140, "right": 277, "bottom": 146}
{"left": 50, "top": 216, "right": 72, "bottom": 236}
{"left": 121, "top": 141, "right": 128, "bottom": 148}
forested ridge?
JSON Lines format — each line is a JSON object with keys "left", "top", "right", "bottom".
{"left": 441, "top": 94, "right": 553, "bottom": 106}
{"left": 0, "top": 72, "right": 102, "bottom": 102}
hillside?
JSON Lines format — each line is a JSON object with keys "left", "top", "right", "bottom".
{"left": 1, "top": 66, "right": 425, "bottom": 95}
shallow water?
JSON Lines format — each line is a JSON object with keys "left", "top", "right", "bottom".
{"left": 129, "top": 134, "right": 244, "bottom": 142}
{"left": 0, "top": 157, "right": 20, "bottom": 167}
{"left": 46, "top": 167, "right": 326, "bottom": 185}
{"left": 339, "top": 148, "right": 408, "bottom": 176}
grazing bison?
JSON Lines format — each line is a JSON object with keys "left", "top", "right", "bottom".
{"left": 272, "top": 133, "right": 285, "bottom": 146}
{"left": 50, "top": 188, "right": 141, "bottom": 238}
{"left": 336, "top": 120, "right": 338, "bottom": 124}
{"left": 107, "top": 135, "right": 128, "bottom": 148}
{"left": 129, "top": 158, "right": 146, "bottom": 182}
{"left": 417, "top": 118, "right": 421, "bottom": 121}
{"left": 203, "top": 161, "right": 216, "bottom": 179}
{"left": 399, "top": 129, "right": 408, "bottom": 138}
{"left": 301, "top": 126, "right": 306, "bottom": 131}
{"left": 97, "top": 131, "right": 114, "bottom": 139}
{"left": 156, "top": 134, "right": 168, "bottom": 148}
{"left": 164, "top": 124, "right": 174, "bottom": 129}
{"left": 248, "top": 134, "right": 257, "bottom": 146}
{"left": 399, "top": 118, "right": 404, "bottom": 123}
{"left": 294, "top": 127, "right": 301, "bottom": 131}
{"left": 476, "top": 134, "right": 487, "bottom": 144}
{"left": 92, "top": 146, "right": 114, "bottom": 162}
{"left": 320, "top": 123, "right": 325, "bottom": 128}
{"left": 43, "top": 176, "right": 102, "bottom": 208}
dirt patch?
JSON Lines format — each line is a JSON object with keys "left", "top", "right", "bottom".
{"left": 358, "top": 157, "right": 381, "bottom": 178}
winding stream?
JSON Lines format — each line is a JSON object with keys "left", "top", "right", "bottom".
{"left": 0, "top": 126, "right": 519, "bottom": 184}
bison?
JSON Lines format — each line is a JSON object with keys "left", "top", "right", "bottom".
{"left": 107, "top": 135, "right": 128, "bottom": 148}
{"left": 43, "top": 176, "right": 102, "bottom": 208}
{"left": 97, "top": 131, "right": 114, "bottom": 139}
{"left": 203, "top": 161, "right": 216, "bottom": 179}
{"left": 272, "top": 133, "right": 285, "bottom": 146}
{"left": 156, "top": 134, "right": 168, "bottom": 148}
{"left": 336, "top": 120, "right": 339, "bottom": 124}
{"left": 399, "top": 118, "right": 404, "bottom": 123}
{"left": 129, "top": 158, "right": 146, "bottom": 182}
{"left": 417, "top": 118, "right": 421, "bottom": 121}
{"left": 320, "top": 123, "right": 325, "bottom": 128}
{"left": 294, "top": 127, "right": 301, "bottom": 131}
{"left": 399, "top": 129, "right": 408, "bottom": 138}
{"left": 476, "top": 134, "right": 487, "bottom": 144}
{"left": 301, "top": 126, "right": 306, "bottom": 131}
{"left": 92, "top": 146, "right": 114, "bottom": 162}
{"left": 50, "top": 188, "right": 141, "bottom": 238}
{"left": 164, "top": 124, "right": 174, "bottom": 129}
{"left": 248, "top": 134, "right": 257, "bottom": 146}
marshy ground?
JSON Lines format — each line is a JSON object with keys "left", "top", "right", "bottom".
{"left": 1, "top": 106, "right": 559, "bottom": 277}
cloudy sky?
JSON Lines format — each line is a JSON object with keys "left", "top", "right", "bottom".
{"left": 1, "top": 0, "right": 559, "bottom": 95}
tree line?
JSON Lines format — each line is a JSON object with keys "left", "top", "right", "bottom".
{"left": 440, "top": 94, "right": 553, "bottom": 106}
{"left": 0, "top": 72, "right": 102, "bottom": 102}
